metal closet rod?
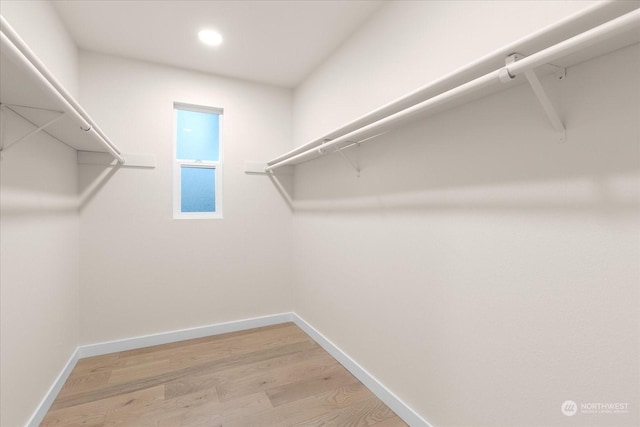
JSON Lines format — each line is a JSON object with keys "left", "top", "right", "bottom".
{"left": 265, "top": 1, "right": 619, "bottom": 167}
{"left": 0, "top": 16, "right": 124, "bottom": 163}
{"left": 266, "top": 8, "right": 640, "bottom": 172}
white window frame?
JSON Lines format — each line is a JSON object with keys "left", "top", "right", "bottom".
{"left": 173, "top": 102, "right": 223, "bottom": 220}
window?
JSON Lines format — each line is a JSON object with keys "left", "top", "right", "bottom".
{"left": 173, "top": 103, "right": 223, "bottom": 219}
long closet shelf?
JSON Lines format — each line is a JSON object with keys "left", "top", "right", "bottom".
{"left": 266, "top": 4, "right": 640, "bottom": 172}
{"left": 0, "top": 16, "right": 124, "bottom": 162}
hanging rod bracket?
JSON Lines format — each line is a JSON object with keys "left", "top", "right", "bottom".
{"left": 0, "top": 103, "right": 65, "bottom": 156}
{"left": 317, "top": 138, "right": 333, "bottom": 155}
{"left": 548, "top": 63, "right": 566, "bottom": 80}
{"left": 505, "top": 54, "right": 566, "bottom": 142}
{"left": 505, "top": 53, "right": 566, "bottom": 80}
{"left": 335, "top": 143, "right": 360, "bottom": 177}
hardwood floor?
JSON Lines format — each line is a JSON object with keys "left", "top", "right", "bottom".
{"left": 41, "top": 323, "right": 408, "bottom": 426}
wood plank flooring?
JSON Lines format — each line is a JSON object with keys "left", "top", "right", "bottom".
{"left": 42, "top": 323, "right": 408, "bottom": 426}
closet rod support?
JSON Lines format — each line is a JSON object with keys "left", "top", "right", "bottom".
{"left": 505, "top": 54, "right": 566, "bottom": 142}
{"left": 505, "top": 53, "right": 566, "bottom": 80}
{"left": 524, "top": 69, "right": 566, "bottom": 142}
{"left": 317, "top": 138, "right": 333, "bottom": 155}
{"left": 0, "top": 103, "right": 65, "bottom": 155}
{"left": 336, "top": 144, "right": 360, "bottom": 177}
{"left": 523, "top": 69, "right": 565, "bottom": 140}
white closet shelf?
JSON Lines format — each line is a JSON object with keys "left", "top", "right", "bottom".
{"left": 0, "top": 15, "right": 124, "bottom": 162}
{"left": 265, "top": 3, "right": 640, "bottom": 172}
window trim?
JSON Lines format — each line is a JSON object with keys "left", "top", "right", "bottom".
{"left": 173, "top": 103, "right": 224, "bottom": 220}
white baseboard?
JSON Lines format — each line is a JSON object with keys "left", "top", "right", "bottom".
{"left": 28, "top": 312, "right": 430, "bottom": 427}
{"left": 290, "top": 313, "right": 432, "bottom": 427}
{"left": 26, "top": 348, "right": 80, "bottom": 427}
{"left": 78, "top": 313, "right": 293, "bottom": 358}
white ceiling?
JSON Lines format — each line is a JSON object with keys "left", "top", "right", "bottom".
{"left": 52, "top": 0, "right": 385, "bottom": 88}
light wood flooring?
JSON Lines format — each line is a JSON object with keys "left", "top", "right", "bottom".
{"left": 41, "top": 322, "right": 408, "bottom": 426}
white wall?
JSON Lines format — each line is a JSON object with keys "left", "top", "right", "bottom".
{"left": 291, "top": 2, "right": 639, "bottom": 425}
{"left": 1, "top": 0, "right": 79, "bottom": 97}
{"left": 77, "top": 52, "right": 294, "bottom": 344}
{"left": 0, "top": 2, "right": 81, "bottom": 426}
{"left": 0, "top": 121, "right": 80, "bottom": 427}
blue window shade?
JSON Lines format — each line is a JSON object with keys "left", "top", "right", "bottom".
{"left": 176, "top": 109, "right": 219, "bottom": 161}
{"left": 181, "top": 167, "right": 215, "bottom": 212}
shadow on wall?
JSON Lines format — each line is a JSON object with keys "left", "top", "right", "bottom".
{"left": 287, "top": 53, "right": 640, "bottom": 215}
{"left": 77, "top": 163, "right": 121, "bottom": 212}
{"left": 0, "top": 148, "right": 120, "bottom": 217}
{"left": 0, "top": 105, "right": 122, "bottom": 216}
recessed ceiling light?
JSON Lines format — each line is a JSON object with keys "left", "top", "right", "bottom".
{"left": 198, "top": 29, "right": 223, "bottom": 47}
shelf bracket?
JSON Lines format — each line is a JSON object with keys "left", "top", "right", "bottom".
{"left": 0, "top": 103, "right": 65, "bottom": 156}
{"left": 506, "top": 54, "right": 566, "bottom": 142}
{"left": 336, "top": 143, "right": 360, "bottom": 177}
{"left": 523, "top": 69, "right": 566, "bottom": 142}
